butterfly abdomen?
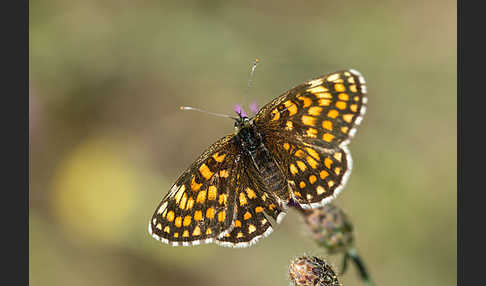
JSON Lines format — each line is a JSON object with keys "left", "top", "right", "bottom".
{"left": 249, "top": 144, "right": 289, "bottom": 200}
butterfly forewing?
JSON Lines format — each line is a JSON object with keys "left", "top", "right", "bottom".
{"left": 149, "top": 135, "right": 240, "bottom": 246}
{"left": 254, "top": 70, "right": 367, "bottom": 147}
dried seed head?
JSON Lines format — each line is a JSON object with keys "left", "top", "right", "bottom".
{"left": 289, "top": 256, "right": 340, "bottom": 286}
{"left": 302, "top": 203, "right": 354, "bottom": 253}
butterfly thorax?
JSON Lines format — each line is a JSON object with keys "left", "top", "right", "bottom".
{"left": 234, "top": 117, "right": 260, "bottom": 151}
{"left": 234, "top": 117, "right": 290, "bottom": 203}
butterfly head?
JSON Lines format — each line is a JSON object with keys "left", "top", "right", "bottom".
{"left": 233, "top": 104, "right": 251, "bottom": 130}
{"left": 233, "top": 114, "right": 251, "bottom": 132}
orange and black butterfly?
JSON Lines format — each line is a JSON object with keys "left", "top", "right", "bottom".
{"left": 148, "top": 69, "right": 367, "bottom": 247}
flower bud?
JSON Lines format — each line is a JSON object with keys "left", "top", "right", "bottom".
{"left": 301, "top": 203, "right": 354, "bottom": 254}
{"left": 289, "top": 256, "right": 340, "bottom": 286}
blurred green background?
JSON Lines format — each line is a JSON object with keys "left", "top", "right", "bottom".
{"left": 29, "top": 0, "right": 456, "bottom": 285}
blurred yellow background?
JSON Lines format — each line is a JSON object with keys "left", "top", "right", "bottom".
{"left": 29, "top": 1, "right": 456, "bottom": 285}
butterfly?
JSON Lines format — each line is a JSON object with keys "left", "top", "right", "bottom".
{"left": 148, "top": 69, "right": 367, "bottom": 248}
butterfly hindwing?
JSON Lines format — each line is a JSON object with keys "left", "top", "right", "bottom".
{"left": 254, "top": 69, "right": 367, "bottom": 147}
{"left": 275, "top": 141, "right": 352, "bottom": 209}
{"left": 149, "top": 135, "right": 240, "bottom": 246}
{"left": 215, "top": 162, "right": 285, "bottom": 247}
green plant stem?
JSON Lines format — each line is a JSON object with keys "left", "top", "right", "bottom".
{"left": 346, "top": 247, "right": 376, "bottom": 286}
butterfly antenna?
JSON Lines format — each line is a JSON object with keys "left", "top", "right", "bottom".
{"left": 244, "top": 58, "right": 260, "bottom": 98}
{"left": 180, "top": 106, "right": 238, "bottom": 120}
